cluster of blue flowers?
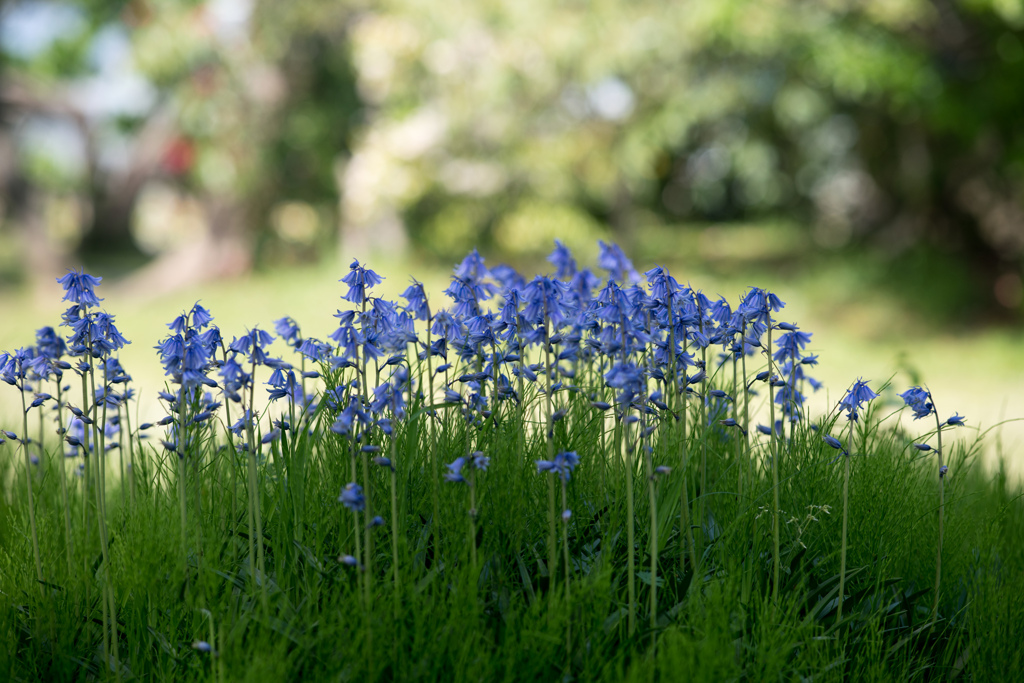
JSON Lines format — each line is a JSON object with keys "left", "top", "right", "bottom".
{"left": 0, "top": 241, "right": 973, "bottom": 597}
{"left": 0, "top": 245, "right": 972, "bottom": 487}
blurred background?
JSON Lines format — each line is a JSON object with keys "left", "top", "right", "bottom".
{"left": 0, "top": 0, "right": 1022, "bottom": 473}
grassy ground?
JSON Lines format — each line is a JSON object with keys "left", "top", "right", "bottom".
{"left": 0, "top": 333, "right": 1021, "bottom": 681}
{"left": 0, "top": 247, "right": 1022, "bottom": 681}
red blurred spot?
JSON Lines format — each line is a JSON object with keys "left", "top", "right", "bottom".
{"left": 163, "top": 137, "right": 195, "bottom": 175}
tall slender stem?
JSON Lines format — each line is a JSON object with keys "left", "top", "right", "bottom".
{"left": 837, "top": 420, "right": 853, "bottom": 625}
{"left": 390, "top": 437, "right": 401, "bottom": 598}
{"left": 19, "top": 379, "right": 43, "bottom": 587}
{"left": 244, "top": 355, "right": 267, "bottom": 611}
{"left": 55, "top": 378, "right": 74, "bottom": 577}
{"left": 766, "top": 300, "right": 781, "bottom": 604}
{"left": 931, "top": 393, "right": 945, "bottom": 622}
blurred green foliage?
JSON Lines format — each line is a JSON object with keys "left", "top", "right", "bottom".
{"left": 3, "top": 0, "right": 1024, "bottom": 313}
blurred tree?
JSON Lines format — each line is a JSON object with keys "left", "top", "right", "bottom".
{"left": 0, "top": 0, "right": 361, "bottom": 287}
{"left": 340, "top": 0, "right": 1024, "bottom": 311}
{"left": 3, "top": 0, "right": 1024, "bottom": 311}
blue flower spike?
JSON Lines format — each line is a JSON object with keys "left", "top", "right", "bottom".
{"left": 823, "top": 434, "right": 846, "bottom": 455}
{"left": 339, "top": 483, "right": 365, "bottom": 512}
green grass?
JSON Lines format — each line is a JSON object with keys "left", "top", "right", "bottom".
{"left": 1, "top": 342, "right": 1022, "bottom": 681}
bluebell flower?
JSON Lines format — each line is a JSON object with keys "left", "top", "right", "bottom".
{"left": 914, "top": 443, "right": 933, "bottom": 451}
{"left": 604, "top": 362, "right": 643, "bottom": 405}
{"left": 274, "top": 317, "right": 302, "bottom": 347}
{"left": 522, "top": 276, "right": 574, "bottom": 329}
{"left": 491, "top": 263, "right": 527, "bottom": 291}
{"left": 720, "top": 418, "right": 747, "bottom": 435}
{"left": 267, "top": 368, "right": 300, "bottom": 403}
{"left": 444, "top": 456, "right": 467, "bottom": 483}
{"left": 35, "top": 326, "right": 68, "bottom": 363}
{"left": 400, "top": 280, "right": 431, "bottom": 321}
{"left": 56, "top": 269, "right": 103, "bottom": 307}
{"left": 567, "top": 268, "right": 601, "bottom": 309}
{"left": 330, "top": 398, "right": 368, "bottom": 436}
{"left": 839, "top": 378, "right": 878, "bottom": 422}
{"left": 340, "top": 259, "right": 384, "bottom": 305}
{"left": 773, "top": 328, "right": 812, "bottom": 364}
{"left": 597, "top": 241, "right": 640, "bottom": 284}
{"left": 27, "top": 393, "right": 50, "bottom": 410}
{"left": 822, "top": 434, "right": 846, "bottom": 453}
{"left": 548, "top": 240, "right": 577, "bottom": 280}
{"left": 452, "top": 249, "right": 497, "bottom": 295}
{"left": 445, "top": 276, "right": 483, "bottom": 318}
{"left": 946, "top": 413, "right": 966, "bottom": 427}
{"left": 229, "top": 410, "right": 251, "bottom": 436}
{"left": 738, "top": 287, "right": 785, "bottom": 328}
{"left": 298, "top": 338, "right": 330, "bottom": 363}
{"left": 469, "top": 450, "right": 490, "bottom": 471}
{"left": 536, "top": 450, "right": 580, "bottom": 482}
{"left": 229, "top": 328, "right": 275, "bottom": 365}
{"left": 339, "top": 482, "right": 365, "bottom": 512}
{"left": 899, "top": 386, "right": 933, "bottom": 420}
{"left": 86, "top": 312, "right": 130, "bottom": 356}
{"left": 430, "top": 309, "right": 463, "bottom": 343}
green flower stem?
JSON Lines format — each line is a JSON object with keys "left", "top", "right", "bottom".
{"left": 218, "top": 344, "right": 238, "bottom": 544}
{"left": 178, "top": 388, "right": 189, "bottom": 583}
{"left": 425, "top": 309, "right": 441, "bottom": 544}
{"left": 837, "top": 420, "right": 853, "bottom": 625}
{"left": 677, "top": 335, "right": 698, "bottom": 573}
{"left": 734, "top": 353, "right": 742, "bottom": 500}
{"left": 122, "top": 398, "right": 137, "bottom": 513}
{"left": 561, "top": 478, "right": 570, "bottom": 599}
{"left": 561, "top": 476, "right": 571, "bottom": 660}
{"left": 616, "top": 312, "right": 638, "bottom": 637}
{"left": 19, "top": 381, "right": 43, "bottom": 589}
{"left": 390, "top": 437, "right": 401, "bottom": 598}
{"left": 547, "top": 470, "right": 557, "bottom": 594}
{"left": 90, "top": 354, "right": 120, "bottom": 680}
{"left": 79, "top": 371, "right": 92, "bottom": 606}
{"left": 244, "top": 355, "right": 268, "bottom": 612}
{"left": 644, "top": 427, "right": 658, "bottom": 640}
{"left": 469, "top": 465, "right": 479, "bottom": 573}
{"left": 542, "top": 308, "right": 557, "bottom": 591}
{"left": 358, "top": 307, "right": 375, "bottom": 605}
{"left": 698, "top": 311, "right": 708, "bottom": 551}
{"left": 622, "top": 411, "right": 636, "bottom": 638}
{"left": 931, "top": 392, "right": 945, "bottom": 622}
{"left": 767, "top": 308, "right": 781, "bottom": 604}
{"left": 349, "top": 443, "right": 363, "bottom": 600}
{"left": 740, "top": 320, "right": 751, "bottom": 499}
{"left": 54, "top": 379, "right": 74, "bottom": 577}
